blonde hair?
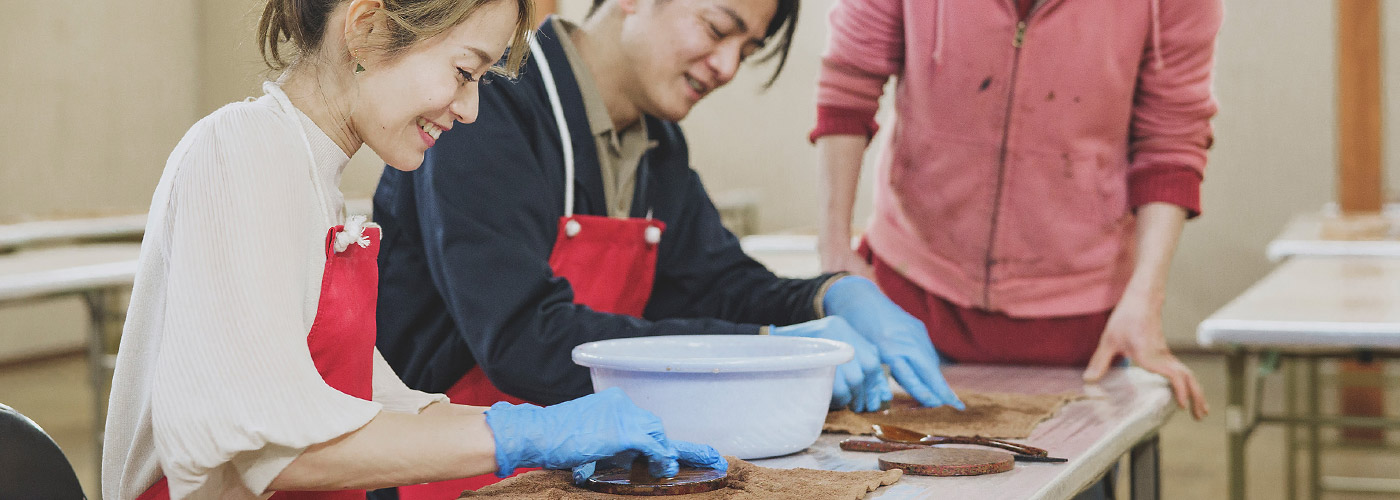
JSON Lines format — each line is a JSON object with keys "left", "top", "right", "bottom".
{"left": 258, "top": 0, "right": 534, "bottom": 77}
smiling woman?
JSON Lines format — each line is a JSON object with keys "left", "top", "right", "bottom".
{"left": 98, "top": 0, "right": 727, "bottom": 499}
{"left": 260, "top": 0, "right": 532, "bottom": 170}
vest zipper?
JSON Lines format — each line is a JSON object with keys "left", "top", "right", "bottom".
{"left": 982, "top": 18, "right": 1031, "bottom": 310}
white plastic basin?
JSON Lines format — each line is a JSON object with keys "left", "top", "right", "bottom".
{"left": 571, "top": 335, "right": 853, "bottom": 459}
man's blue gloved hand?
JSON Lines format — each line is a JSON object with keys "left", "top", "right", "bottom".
{"left": 771, "top": 316, "right": 892, "bottom": 412}
{"left": 823, "top": 276, "right": 965, "bottom": 410}
{"left": 571, "top": 441, "right": 728, "bottom": 486}
{"left": 484, "top": 387, "right": 723, "bottom": 478}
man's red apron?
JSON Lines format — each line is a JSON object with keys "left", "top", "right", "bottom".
{"left": 137, "top": 224, "right": 383, "bottom": 500}
{"left": 398, "top": 214, "right": 665, "bottom": 499}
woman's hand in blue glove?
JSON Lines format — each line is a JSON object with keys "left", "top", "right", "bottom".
{"left": 571, "top": 441, "right": 728, "bottom": 486}
{"left": 484, "top": 387, "right": 722, "bottom": 478}
{"left": 822, "top": 276, "right": 964, "bottom": 410}
{"left": 771, "top": 316, "right": 892, "bottom": 412}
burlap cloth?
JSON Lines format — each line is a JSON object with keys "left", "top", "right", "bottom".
{"left": 824, "top": 391, "right": 1085, "bottom": 439}
{"left": 458, "top": 457, "right": 901, "bottom": 499}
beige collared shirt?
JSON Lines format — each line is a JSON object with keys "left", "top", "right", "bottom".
{"left": 553, "top": 17, "right": 653, "bottom": 218}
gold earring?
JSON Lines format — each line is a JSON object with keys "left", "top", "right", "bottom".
{"left": 352, "top": 49, "right": 366, "bottom": 74}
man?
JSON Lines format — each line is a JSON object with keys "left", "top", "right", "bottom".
{"left": 373, "top": 2, "right": 961, "bottom": 496}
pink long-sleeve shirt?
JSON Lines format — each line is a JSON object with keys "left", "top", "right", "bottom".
{"left": 814, "top": 0, "right": 1222, "bottom": 316}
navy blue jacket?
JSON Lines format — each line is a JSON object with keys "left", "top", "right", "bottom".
{"left": 374, "top": 22, "right": 833, "bottom": 404}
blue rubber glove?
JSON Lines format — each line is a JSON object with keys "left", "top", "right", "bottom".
{"left": 771, "top": 316, "right": 892, "bottom": 412}
{"left": 485, "top": 387, "right": 721, "bottom": 478}
{"left": 823, "top": 276, "right": 965, "bottom": 410}
{"left": 571, "top": 441, "right": 728, "bottom": 486}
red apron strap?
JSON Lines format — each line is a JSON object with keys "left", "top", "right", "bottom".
{"left": 274, "top": 224, "right": 383, "bottom": 499}
{"left": 306, "top": 224, "right": 379, "bottom": 401}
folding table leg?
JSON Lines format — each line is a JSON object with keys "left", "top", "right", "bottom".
{"left": 1130, "top": 434, "right": 1160, "bottom": 500}
{"left": 83, "top": 288, "right": 120, "bottom": 486}
{"left": 1308, "top": 357, "right": 1321, "bottom": 500}
{"left": 1286, "top": 358, "right": 1298, "bottom": 500}
{"left": 1227, "top": 350, "right": 1247, "bottom": 500}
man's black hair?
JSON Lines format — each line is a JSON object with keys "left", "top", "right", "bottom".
{"left": 586, "top": 0, "right": 799, "bottom": 88}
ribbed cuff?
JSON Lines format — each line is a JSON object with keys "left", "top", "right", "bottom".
{"left": 812, "top": 272, "right": 852, "bottom": 318}
{"left": 1128, "top": 164, "right": 1203, "bottom": 218}
{"left": 809, "top": 106, "right": 879, "bottom": 143}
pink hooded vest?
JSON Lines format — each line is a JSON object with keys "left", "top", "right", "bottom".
{"left": 814, "top": 0, "right": 1222, "bottom": 317}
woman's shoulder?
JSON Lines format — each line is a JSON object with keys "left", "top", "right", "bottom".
{"left": 168, "top": 95, "right": 303, "bottom": 174}
{"left": 191, "top": 95, "right": 300, "bottom": 150}
{"left": 154, "top": 94, "right": 318, "bottom": 219}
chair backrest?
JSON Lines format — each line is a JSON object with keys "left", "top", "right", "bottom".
{"left": 0, "top": 403, "right": 85, "bottom": 499}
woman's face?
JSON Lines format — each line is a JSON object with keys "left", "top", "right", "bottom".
{"left": 353, "top": 1, "right": 519, "bottom": 171}
{"left": 617, "top": 0, "right": 776, "bottom": 122}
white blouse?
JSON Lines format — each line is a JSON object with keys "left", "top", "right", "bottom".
{"left": 102, "top": 82, "right": 448, "bottom": 500}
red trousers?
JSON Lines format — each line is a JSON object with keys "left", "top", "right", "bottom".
{"left": 866, "top": 246, "right": 1111, "bottom": 366}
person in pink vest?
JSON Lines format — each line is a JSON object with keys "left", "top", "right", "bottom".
{"left": 101, "top": 1, "right": 723, "bottom": 499}
{"left": 812, "top": 0, "right": 1218, "bottom": 420}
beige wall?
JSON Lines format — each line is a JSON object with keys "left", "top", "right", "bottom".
{"left": 1, "top": 0, "right": 199, "bottom": 221}
{"left": 1, "top": 0, "right": 200, "bottom": 360}
{"left": 1, "top": 1, "right": 1397, "bottom": 357}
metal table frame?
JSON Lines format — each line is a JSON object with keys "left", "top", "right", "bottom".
{"left": 0, "top": 248, "right": 139, "bottom": 477}
{"left": 1223, "top": 348, "right": 1400, "bottom": 500}
{"left": 0, "top": 215, "right": 146, "bottom": 252}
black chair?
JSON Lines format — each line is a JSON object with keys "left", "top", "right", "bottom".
{"left": 0, "top": 403, "right": 86, "bottom": 499}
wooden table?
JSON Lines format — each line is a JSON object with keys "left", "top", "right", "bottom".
{"left": 752, "top": 365, "right": 1175, "bottom": 499}
{"left": 0, "top": 243, "right": 142, "bottom": 474}
{"left": 0, "top": 244, "right": 141, "bottom": 302}
{"left": 1266, "top": 205, "right": 1400, "bottom": 261}
{"left": 740, "top": 235, "right": 1176, "bottom": 498}
{"left": 1198, "top": 256, "right": 1400, "bottom": 500}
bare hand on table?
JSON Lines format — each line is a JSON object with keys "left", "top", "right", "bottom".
{"left": 1083, "top": 291, "right": 1209, "bottom": 420}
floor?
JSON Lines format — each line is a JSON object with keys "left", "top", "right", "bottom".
{"left": 1, "top": 353, "right": 1395, "bottom": 499}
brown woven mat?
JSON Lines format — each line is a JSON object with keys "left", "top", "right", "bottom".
{"left": 458, "top": 457, "right": 901, "bottom": 499}
{"left": 824, "top": 391, "right": 1085, "bottom": 439}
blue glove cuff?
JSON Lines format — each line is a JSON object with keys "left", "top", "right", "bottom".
{"left": 821, "top": 276, "right": 880, "bottom": 317}
{"left": 485, "top": 401, "right": 539, "bottom": 477}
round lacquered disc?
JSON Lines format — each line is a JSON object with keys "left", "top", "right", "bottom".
{"left": 582, "top": 467, "right": 729, "bottom": 496}
{"left": 877, "top": 448, "right": 1015, "bottom": 476}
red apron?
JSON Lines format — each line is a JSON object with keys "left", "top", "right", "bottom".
{"left": 398, "top": 214, "right": 665, "bottom": 499}
{"left": 137, "top": 223, "right": 382, "bottom": 500}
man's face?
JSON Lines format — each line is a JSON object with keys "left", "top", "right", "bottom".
{"left": 615, "top": 0, "right": 777, "bottom": 122}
